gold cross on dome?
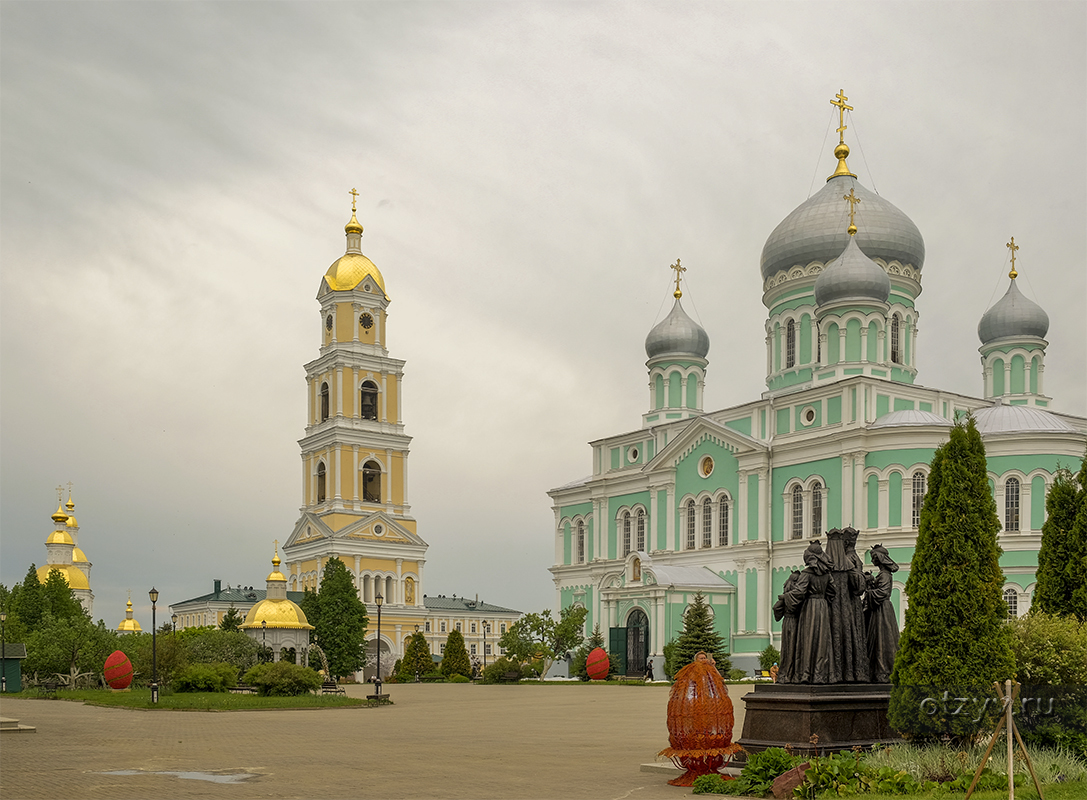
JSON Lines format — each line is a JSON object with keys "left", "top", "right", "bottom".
{"left": 671, "top": 258, "right": 686, "bottom": 298}
{"left": 1007, "top": 237, "right": 1019, "bottom": 279}
{"left": 844, "top": 188, "right": 861, "bottom": 234}
{"left": 830, "top": 89, "right": 853, "bottom": 144}
{"left": 274, "top": 538, "right": 279, "bottom": 555}
{"left": 348, "top": 188, "right": 359, "bottom": 212}
{"left": 56, "top": 485, "right": 64, "bottom": 503}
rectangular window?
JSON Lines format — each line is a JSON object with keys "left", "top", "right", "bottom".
{"left": 500, "top": 623, "right": 507, "bottom": 634}
{"left": 702, "top": 500, "right": 712, "bottom": 548}
{"left": 484, "top": 644, "right": 492, "bottom": 656}
{"left": 440, "top": 644, "right": 445, "bottom": 654}
{"left": 636, "top": 511, "right": 646, "bottom": 551}
{"left": 718, "top": 498, "right": 729, "bottom": 546}
{"left": 440, "top": 621, "right": 446, "bottom": 633}
{"left": 686, "top": 503, "right": 696, "bottom": 549}
{"left": 811, "top": 484, "right": 823, "bottom": 537}
{"left": 471, "top": 623, "right": 477, "bottom": 634}
{"left": 425, "top": 621, "right": 431, "bottom": 633}
{"left": 470, "top": 644, "right": 477, "bottom": 656}
{"left": 456, "top": 622, "right": 462, "bottom": 632}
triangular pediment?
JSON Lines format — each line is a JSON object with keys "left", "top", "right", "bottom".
{"left": 645, "top": 417, "right": 765, "bottom": 472}
{"left": 284, "top": 510, "right": 425, "bottom": 549}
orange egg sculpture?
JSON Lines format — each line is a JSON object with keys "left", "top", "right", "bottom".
{"left": 104, "top": 650, "right": 133, "bottom": 690}
{"left": 658, "top": 652, "right": 742, "bottom": 786}
{"left": 585, "top": 647, "right": 609, "bottom": 680}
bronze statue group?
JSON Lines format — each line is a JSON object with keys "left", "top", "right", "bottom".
{"left": 773, "top": 528, "right": 900, "bottom": 684}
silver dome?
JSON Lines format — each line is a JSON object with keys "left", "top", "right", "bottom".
{"left": 977, "top": 279, "right": 1049, "bottom": 344}
{"left": 645, "top": 298, "right": 710, "bottom": 360}
{"left": 871, "top": 409, "right": 952, "bottom": 428}
{"left": 814, "top": 235, "right": 891, "bottom": 306}
{"left": 974, "top": 405, "right": 1072, "bottom": 434}
{"left": 760, "top": 176, "right": 925, "bottom": 281}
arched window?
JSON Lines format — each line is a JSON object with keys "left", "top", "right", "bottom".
{"left": 1003, "top": 587, "right": 1018, "bottom": 618}
{"left": 718, "top": 496, "right": 729, "bottom": 546}
{"left": 320, "top": 382, "right": 330, "bottom": 421}
{"left": 362, "top": 460, "right": 382, "bottom": 503}
{"left": 636, "top": 509, "right": 646, "bottom": 551}
{"left": 811, "top": 481, "right": 823, "bottom": 537}
{"left": 912, "top": 471, "right": 927, "bottom": 528}
{"left": 891, "top": 314, "right": 901, "bottom": 364}
{"left": 622, "top": 511, "right": 631, "bottom": 557}
{"left": 786, "top": 319, "right": 796, "bottom": 368}
{"left": 816, "top": 324, "right": 822, "bottom": 363}
{"left": 791, "top": 485, "right": 803, "bottom": 539}
{"left": 686, "top": 501, "right": 696, "bottom": 550}
{"left": 576, "top": 521, "right": 585, "bottom": 563}
{"left": 360, "top": 381, "right": 379, "bottom": 420}
{"left": 702, "top": 498, "right": 713, "bottom": 548}
{"left": 1005, "top": 477, "right": 1020, "bottom": 532}
{"left": 316, "top": 462, "right": 326, "bottom": 503}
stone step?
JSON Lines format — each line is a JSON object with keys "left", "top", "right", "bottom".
{"left": 0, "top": 716, "right": 37, "bottom": 734}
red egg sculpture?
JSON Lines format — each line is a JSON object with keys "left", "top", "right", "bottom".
{"left": 104, "top": 650, "right": 133, "bottom": 690}
{"left": 585, "top": 647, "right": 609, "bottom": 681}
{"left": 658, "top": 653, "right": 742, "bottom": 786}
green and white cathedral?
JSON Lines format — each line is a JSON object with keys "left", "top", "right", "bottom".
{"left": 547, "top": 96, "right": 1087, "bottom": 677}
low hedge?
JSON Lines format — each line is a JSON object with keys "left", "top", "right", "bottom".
{"left": 242, "top": 661, "right": 322, "bottom": 696}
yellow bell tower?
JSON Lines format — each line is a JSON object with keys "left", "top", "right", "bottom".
{"left": 282, "top": 192, "right": 427, "bottom": 637}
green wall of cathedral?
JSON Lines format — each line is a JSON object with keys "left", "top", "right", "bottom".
{"left": 771, "top": 457, "right": 842, "bottom": 541}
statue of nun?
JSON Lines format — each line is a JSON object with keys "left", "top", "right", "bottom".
{"left": 826, "top": 528, "right": 870, "bottom": 682}
{"left": 772, "top": 570, "right": 801, "bottom": 684}
{"left": 780, "top": 540, "right": 836, "bottom": 684}
{"left": 864, "top": 544, "right": 900, "bottom": 683}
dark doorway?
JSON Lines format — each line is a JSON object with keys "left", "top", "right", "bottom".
{"left": 626, "top": 608, "right": 649, "bottom": 676}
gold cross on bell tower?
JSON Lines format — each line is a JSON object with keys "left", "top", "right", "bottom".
{"left": 1007, "top": 237, "right": 1019, "bottom": 279}
{"left": 348, "top": 188, "right": 359, "bottom": 212}
{"left": 844, "top": 188, "right": 861, "bottom": 235}
{"left": 671, "top": 258, "right": 686, "bottom": 298}
{"left": 830, "top": 89, "right": 853, "bottom": 144}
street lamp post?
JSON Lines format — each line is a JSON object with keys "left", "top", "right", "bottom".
{"left": 374, "top": 592, "right": 383, "bottom": 696}
{"left": 149, "top": 588, "right": 159, "bottom": 704}
{"left": 414, "top": 624, "right": 421, "bottom": 682}
{"left": 261, "top": 620, "right": 267, "bottom": 662}
{"left": 1, "top": 611, "right": 7, "bottom": 693}
{"left": 482, "top": 621, "right": 489, "bottom": 673}
{"left": 171, "top": 614, "right": 177, "bottom": 635}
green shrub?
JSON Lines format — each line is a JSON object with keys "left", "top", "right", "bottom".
{"left": 730, "top": 747, "right": 802, "bottom": 796}
{"left": 728, "top": 668, "right": 747, "bottom": 680}
{"left": 448, "top": 674, "right": 470, "bottom": 683}
{"left": 796, "top": 750, "right": 928, "bottom": 798}
{"left": 482, "top": 656, "right": 521, "bottom": 684}
{"left": 242, "top": 661, "right": 322, "bottom": 696}
{"left": 173, "top": 662, "right": 238, "bottom": 693}
{"left": 1010, "top": 612, "right": 1087, "bottom": 752}
{"left": 692, "top": 774, "right": 734, "bottom": 794}
{"left": 758, "top": 644, "right": 780, "bottom": 673}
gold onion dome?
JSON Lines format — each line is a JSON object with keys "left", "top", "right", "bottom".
{"left": 323, "top": 202, "right": 387, "bottom": 295}
{"left": 47, "top": 529, "right": 75, "bottom": 545}
{"left": 66, "top": 515, "right": 79, "bottom": 528}
{"left": 73, "top": 547, "right": 89, "bottom": 563}
{"left": 241, "top": 598, "right": 313, "bottom": 629}
{"left": 118, "top": 599, "right": 142, "bottom": 633}
{"left": 37, "top": 563, "right": 90, "bottom": 590}
{"left": 267, "top": 552, "right": 287, "bottom": 583}
{"left": 345, "top": 211, "right": 363, "bottom": 235}
{"left": 51, "top": 502, "right": 68, "bottom": 523}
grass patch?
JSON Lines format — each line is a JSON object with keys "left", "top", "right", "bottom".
{"left": 6, "top": 688, "right": 370, "bottom": 710}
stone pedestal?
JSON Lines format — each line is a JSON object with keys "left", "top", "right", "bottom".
{"left": 738, "top": 683, "right": 900, "bottom": 756}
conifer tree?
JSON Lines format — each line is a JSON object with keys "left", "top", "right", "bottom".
{"left": 313, "top": 558, "right": 368, "bottom": 679}
{"left": 219, "top": 605, "right": 243, "bottom": 632}
{"left": 398, "top": 631, "right": 433, "bottom": 680}
{"left": 889, "top": 417, "right": 1015, "bottom": 743}
{"left": 440, "top": 628, "right": 471, "bottom": 678}
{"left": 672, "top": 593, "right": 730, "bottom": 673}
{"left": 1033, "top": 457, "right": 1087, "bottom": 619}
{"left": 14, "top": 565, "right": 45, "bottom": 630}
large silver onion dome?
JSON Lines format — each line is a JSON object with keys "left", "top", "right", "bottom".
{"left": 978, "top": 279, "right": 1049, "bottom": 344}
{"left": 760, "top": 176, "right": 925, "bottom": 281}
{"left": 814, "top": 235, "right": 891, "bottom": 306}
{"left": 646, "top": 299, "right": 710, "bottom": 359}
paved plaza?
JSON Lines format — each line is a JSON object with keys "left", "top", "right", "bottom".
{"left": 0, "top": 683, "right": 755, "bottom": 800}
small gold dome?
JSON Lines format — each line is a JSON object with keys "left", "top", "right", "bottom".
{"left": 73, "top": 547, "right": 89, "bottom": 563}
{"left": 240, "top": 598, "right": 313, "bottom": 630}
{"left": 47, "top": 529, "right": 75, "bottom": 545}
{"left": 37, "top": 564, "right": 90, "bottom": 590}
{"left": 66, "top": 515, "right": 79, "bottom": 528}
{"left": 51, "top": 502, "right": 69, "bottom": 523}
{"left": 345, "top": 211, "right": 363, "bottom": 235}
{"left": 117, "top": 618, "right": 142, "bottom": 632}
{"left": 324, "top": 253, "right": 386, "bottom": 295}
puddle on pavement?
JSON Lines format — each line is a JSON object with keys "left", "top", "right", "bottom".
{"left": 101, "top": 770, "right": 259, "bottom": 784}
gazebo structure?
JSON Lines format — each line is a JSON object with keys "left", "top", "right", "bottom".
{"left": 240, "top": 544, "right": 314, "bottom": 663}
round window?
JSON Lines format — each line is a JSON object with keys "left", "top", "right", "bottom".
{"left": 629, "top": 447, "right": 639, "bottom": 462}
{"left": 374, "top": 524, "right": 384, "bottom": 536}
{"left": 700, "top": 456, "right": 715, "bottom": 477}
{"left": 801, "top": 406, "right": 817, "bottom": 426}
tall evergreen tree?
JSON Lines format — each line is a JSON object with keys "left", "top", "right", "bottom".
{"left": 313, "top": 558, "right": 368, "bottom": 679}
{"left": 1033, "top": 458, "right": 1087, "bottom": 619}
{"left": 299, "top": 589, "right": 320, "bottom": 638}
{"left": 14, "top": 565, "right": 45, "bottom": 630}
{"left": 889, "top": 417, "right": 1016, "bottom": 743}
{"left": 219, "top": 605, "right": 243, "bottom": 632}
{"left": 41, "top": 568, "right": 85, "bottom": 620}
{"left": 398, "top": 631, "right": 432, "bottom": 680}
{"left": 440, "top": 628, "right": 471, "bottom": 678}
{"left": 672, "top": 592, "right": 730, "bottom": 673}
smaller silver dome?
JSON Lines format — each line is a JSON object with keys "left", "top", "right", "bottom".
{"left": 814, "top": 235, "right": 891, "bottom": 307}
{"left": 973, "top": 405, "right": 1072, "bottom": 434}
{"left": 645, "top": 298, "right": 710, "bottom": 360}
{"left": 978, "top": 279, "right": 1049, "bottom": 344}
{"left": 871, "top": 409, "right": 952, "bottom": 428}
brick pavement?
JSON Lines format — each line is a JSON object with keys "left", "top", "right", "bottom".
{"left": 0, "top": 683, "right": 755, "bottom": 800}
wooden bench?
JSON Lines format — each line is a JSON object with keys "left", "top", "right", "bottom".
{"left": 366, "top": 693, "right": 392, "bottom": 705}
{"left": 228, "top": 684, "right": 257, "bottom": 694}
{"left": 321, "top": 681, "right": 345, "bottom": 696}
{"left": 38, "top": 681, "right": 60, "bottom": 697}
{"left": 500, "top": 671, "right": 521, "bottom": 683}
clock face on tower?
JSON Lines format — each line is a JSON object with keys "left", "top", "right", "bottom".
{"left": 360, "top": 313, "right": 374, "bottom": 330}
{"left": 325, "top": 314, "right": 333, "bottom": 331}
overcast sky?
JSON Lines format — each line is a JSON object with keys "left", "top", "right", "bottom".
{"left": 2, "top": 2, "right": 1084, "bottom": 630}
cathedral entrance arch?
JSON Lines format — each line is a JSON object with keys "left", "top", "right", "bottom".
{"left": 611, "top": 607, "right": 649, "bottom": 677}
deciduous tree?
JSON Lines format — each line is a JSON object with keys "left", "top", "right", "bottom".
{"left": 498, "top": 605, "right": 587, "bottom": 681}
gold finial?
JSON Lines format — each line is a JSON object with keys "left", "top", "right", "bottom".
{"left": 671, "top": 258, "right": 686, "bottom": 298}
{"left": 272, "top": 539, "right": 281, "bottom": 568}
{"left": 830, "top": 89, "right": 853, "bottom": 145}
{"left": 349, "top": 187, "right": 359, "bottom": 212}
{"left": 827, "top": 89, "right": 857, "bottom": 181}
{"left": 1007, "top": 237, "right": 1019, "bottom": 279}
{"left": 844, "top": 188, "right": 861, "bottom": 235}
{"left": 66, "top": 482, "right": 74, "bottom": 510}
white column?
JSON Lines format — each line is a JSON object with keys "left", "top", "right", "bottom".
{"left": 648, "top": 486, "right": 658, "bottom": 552}
{"left": 878, "top": 478, "right": 890, "bottom": 531}
{"left": 396, "top": 375, "right": 404, "bottom": 424}
{"left": 666, "top": 485, "right": 675, "bottom": 551}
{"left": 841, "top": 454, "right": 854, "bottom": 528}
{"left": 655, "top": 594, "right": 666, "bottom": 655}
{"left": 554, "top": 508, "right": 564, "bottom": 564}
{"left": 757, "top": 469, "right": 769, "bottom": 542}
{"left": 765, "top": 334, "right": 773, "bottom": 376}
{"left": 380, "top": 373, "right": 388, "bottom": 421}
{"left": 755, "top": 561, "right": 769, "bottom": 633}
{"left": 385, "top": 448, "right": 394, "bottom": 508}
{"left": 1004, "top": 362, "right": 1012, "bottom": 396}
{"left": 416, "top": 562, "right": 425, "bottom": 606}
{"left": 737, "top": 471, "right": 748, "bottom": 544}
{"left": 333, "top": 444, "right": 342, "bottom": 501}
{"left": 402, "top": 451, "right": 409, "bottom": 506}
{"left": 336, "top": 368, "right": 344, "bottom": 416}
{"left": 352, "top": 368, "right": 359, "bottom": 418}
{"left": 860, "top": 326, "right": 869, "bottom": 363}
{"left": 301, "top": 454, "right": 308, "bottom": 507}
{"left": 396, "top": 559, "right": 403, "bottom": 605}
{"left": 736, "top": 562, "right": 747, "bottom": 633}
{"left": 1037, "top": 363, "right": 1045, "bottom": 395}
{"left": 594, "top": 498, "right": 605, "bottom": 561}
{"left": 662, "top": 377, "right": 671, "bottom": 409}
{"left": 1021, "top": 482, "right": 1032, "bottom": 533}
{"left": 352, "top": 446, "right": 360, "bottom": 505}
{"left": 352, "top": 304, "right": 360, "bottom": 342}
